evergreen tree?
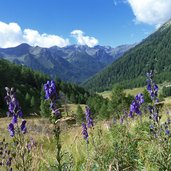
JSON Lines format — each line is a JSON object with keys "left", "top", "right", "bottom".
{"left": 99, "top": 103, "right": 109, "bottom": 119}
{"left": 108, "top": 85, "right": 127, "bottom": 118}
{"left": 25, "top": 93, "right": 31, "bottom": 105}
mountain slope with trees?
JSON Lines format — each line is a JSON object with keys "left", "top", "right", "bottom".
{"left": 83, "top": 20, "right": 171, "bottom": 92}
{"left": 0, "top": 44, "right": 134, "bottom": 83}
{"left": 0, "top": 59, "right": 90, "bottom": 116}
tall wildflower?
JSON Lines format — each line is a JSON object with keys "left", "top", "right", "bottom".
{"left": 82, "top": 105, "right": 96, "bottom": 156}
{"left": 4, "top": 87, "right": 33, "bottom": 171}
{"left": 85, "top": 106, "right": 94, "bottom": 128}
{"left": 44, "top": 80, "right": 61, "bottom": 119}
{"left": 44, "top": 80, "right": 62, "bottom": 170}
{"left": 5, "top": 87, "right": 26, "bottom": 137}
{"left": 82, "top": 123, "right": 88, "bottom": 143}
{"left": 146, "top": 71, "right": 170, "bottom": 139}
{"left": 82, "top": 106, "right": 94, "bottom": 141}
{"left": 146, "top": 71, "right": 158, "bottom": 102}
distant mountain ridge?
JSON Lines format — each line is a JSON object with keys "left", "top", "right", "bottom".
{"left": 83, "top": 19, "right": 171, "bottom": 92}
{"left": 0, "top": 43, "right": 134, "bottom": 83}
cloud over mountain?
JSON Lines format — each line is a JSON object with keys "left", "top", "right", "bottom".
{"left": 0, "top": 21, "right": 70, "bottom": 48}
{"left": 71, "top": 30, "right": 99, "bottom": 47}
{"left": 127, "top": 0, "right": 171, "bottom": 27}
{"left": 0, "top": 21, "right": 99, "bottom": 48}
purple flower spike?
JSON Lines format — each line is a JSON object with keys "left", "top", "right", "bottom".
{"left": 8, "top": 123, "right": 15, "bottom": 137}
{"left": 154, "top": 84, "right": 158, "bottom": 92}
{"left": 85, "top": 106, "right": 94, "bottom": 128}
{"left": 44, "top": 80, "right": 57, "bottom": 100}
{"left": 129, "top": 111, "right": 133, "bottom": 118}
{"left": 9, "top": 102, "right": 15, "bottom": 113}
{"left": 129, "top": 93, "right": 144, "bottom": 117}
{"left": 44, "top": 80, "right": 61, "bottom": 119}
{"left": 11, "top": 115, "right": 18, "bottom": 124}
{"left": 82, "top": 123, "right": 88, "bottom": 143}
{"left": 20, "top": 120, "right": 27, "bottom": 134}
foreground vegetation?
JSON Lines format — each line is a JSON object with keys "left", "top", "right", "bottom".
{"left": 1, "top": 71, "right": 171, "bottom": 171}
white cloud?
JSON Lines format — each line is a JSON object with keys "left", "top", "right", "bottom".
{"left": 0, "top": 22, "right": 23, "bottom": 48}
{"left": 127, "top": 0, "right": 171, "bottom": 27}
{"left": 71, "top": 30, "right": 98, "bottom": 47}
{"left": 23, "top": 29, "right": 69, "bottom": 48}
{"left": 0, "top": 21, "right": 70, "bottom": 48}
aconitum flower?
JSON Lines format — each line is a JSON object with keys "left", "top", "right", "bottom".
{"left": 5, "top": 87, "right": 23, "bottom": 120}
{"left": 20, "top": 120, "right": 27, "bottom": 134}
{"left": 146, "top": 71, "right": 158, "bottom": 101}
{"left": 82, "top": 123, "right": 88, "bottom": 143}
{"left": 8, "top": 123, "right": 15, "bottom": 137}
{"left": 85, "top": 106, "right": 94, "bottom": 128}
{"left": 5, "top": 87, "right": 26, "bottom": 137}
{"left": 129, "top": 93, "right": 144, "bottom": 117}
{"left": 6, "top": 157, "right": 12, "bottom": 166}
{"left": 165, "top": 129, "right": 170, "bottom": 135}
{"left": 44, "top": 80, "right": 61, "bottom": 119}
{"left": 44, "top": 80, "right": 57, "bottom": 100}
{"left": 11, "top": 115, "right": 18, "bottom": 124}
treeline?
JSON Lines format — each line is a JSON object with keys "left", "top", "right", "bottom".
{"left": 83, "top": 21, "right": 171, "bottom": 92}
{"left": 75, "top": 86, "right": 136, "bottom": 123}
{"left": 0, "top": 59, "right": 90, "bottom": 117}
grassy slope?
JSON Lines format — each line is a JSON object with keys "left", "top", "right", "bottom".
{"left": 99, "top": 87, "right": 145, "bottom": 99}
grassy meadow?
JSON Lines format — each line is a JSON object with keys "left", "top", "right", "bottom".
{"left": 1, "top": 87, "right": 171, "bottom": 170}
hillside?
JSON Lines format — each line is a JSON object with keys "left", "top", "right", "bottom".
{"left": 0, "top": 59, "right": 90, "bottom": 116}
{"left": 0, "top": 44, "right": 134, "bottom": 83}
{"left": 83, "top": 20, "right": 171, "bottom": 92}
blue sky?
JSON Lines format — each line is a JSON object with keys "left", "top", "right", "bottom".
{"left": 0, "top": 0, "right": 170, "bottom": 48}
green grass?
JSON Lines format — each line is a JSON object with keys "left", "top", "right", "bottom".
{"left": 99, "top": 87, "right": 145, "bottom": 99}
{"left": 1, "top": 96, "right": 171, "bottom": 170}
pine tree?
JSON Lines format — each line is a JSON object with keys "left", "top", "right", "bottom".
{"left": 99, "top": 103, "right": 109, "bottom": 119}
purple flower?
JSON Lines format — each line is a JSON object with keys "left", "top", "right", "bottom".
{"left": 85, "top": 106, "right": 94, "bottom": 128}
{"left": 129, "top": 111, "right": 133, "bottom": 118}
{"left": 165, "top": 129, "right": 170, "bottom": 135}
{"left": 129, "top": 93, "right": 144, "bottom": 117}
{"left": 11, "top": 115, "right": 17, "bottom": 124}
{"left": 8, "top": 123, "right": 15, "bottom": 137}
{"left": 44, "top": 80, "right": 61, "bottom": 119}
{"left": 82, "top": 123, "right": 88, "bottom": 143}
{"left": 5, "top": 87, "right": 25, "bottom": 136}
{"left": 52, "top": 108, "right": 61, "bottom": 118}
{"left": 6, "top": 157, "right": 12, "bottom": 166}
{"left": 9, "top": 102, "right": 15, "bottom": 113}
{"left": 146, "top": 72, "right": 158, "bottom": 100}
{"left": 20, "top": 120, "right": 27, "bottom": 134}
{"left": 147, "top": 84, "right": 151, "bottom": 91}
{"left": 154, "top": 84, "right": 158, "bottom": 92}
{"left": 44, "top": 80, "right": 57, "bottom": 100}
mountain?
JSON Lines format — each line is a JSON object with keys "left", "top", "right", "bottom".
{"left": 83, "top": 20, "right": 171, "bottom": 92}
{"left": 0, "top": 43, "right": 134, "bottom": 83}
